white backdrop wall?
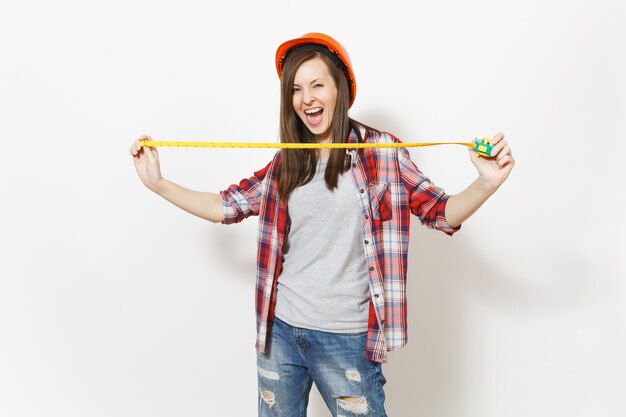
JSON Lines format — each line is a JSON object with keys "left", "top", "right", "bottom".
{"left": 1, "top": 0, "right": 624, "bottom": 416}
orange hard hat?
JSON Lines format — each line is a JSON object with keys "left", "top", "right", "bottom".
{"left": 275, "top": 32, "right": 357, "bottom": 108}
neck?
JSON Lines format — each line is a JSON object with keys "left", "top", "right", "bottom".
{"left": 317, "top": 149, "right": 330, "bottom": 159}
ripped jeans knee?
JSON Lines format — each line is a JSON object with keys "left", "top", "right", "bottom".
{"left": 256, "top": 317, "right": 387, "bottom": 416}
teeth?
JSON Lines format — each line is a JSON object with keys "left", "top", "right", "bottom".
{"left": 305, "top": 108, "right": 322, "bottom": 115}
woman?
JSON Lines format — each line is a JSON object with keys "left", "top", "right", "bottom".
{"left": 129, "top": 32, "right": 514, "bottom": 417}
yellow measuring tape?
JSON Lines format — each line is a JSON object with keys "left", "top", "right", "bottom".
{"left": 139, "top": 137, "right": 494, "bottom": 155}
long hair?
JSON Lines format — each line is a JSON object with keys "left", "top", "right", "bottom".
{"left": 278, "top": 48, "right": 365, "bottom": 200}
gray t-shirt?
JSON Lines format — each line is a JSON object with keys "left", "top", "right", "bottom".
{"left": 274, "top": 157, "right": 370, "bottom": 333}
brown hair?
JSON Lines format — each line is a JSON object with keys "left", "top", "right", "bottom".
{"left": 278, "top": 48, "right": 366, "bottom": 200}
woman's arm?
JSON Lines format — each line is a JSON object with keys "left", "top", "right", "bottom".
{"left": 151, "top": 179, "right": 225, "bottom": 223}
{"left": 129, "top": 135, "right": 224, "bottom": 223}
{"left": 445, "top": 132, "right": 514, "bottom": 227}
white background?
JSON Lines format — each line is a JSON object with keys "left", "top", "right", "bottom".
{"left": 1, "top": 0, "right": 624, "bottom": 416}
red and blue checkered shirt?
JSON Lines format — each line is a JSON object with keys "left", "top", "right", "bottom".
{"left": 220, "top": 129, "right": 460, "bottom": 363}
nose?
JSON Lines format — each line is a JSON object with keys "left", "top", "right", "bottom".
{"left": 302, "top": 88, "right": 315, "bottom": 105}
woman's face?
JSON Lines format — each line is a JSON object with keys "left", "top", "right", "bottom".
{"left": 292, "top": 56, "right": 338, "bottom": 143}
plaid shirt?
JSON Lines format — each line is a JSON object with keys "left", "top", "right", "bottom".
{"left": 220, "top": 129, "right": 460, "bottom": 363}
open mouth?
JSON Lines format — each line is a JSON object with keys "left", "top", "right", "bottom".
{"left": 304, "top": 107, "right": 324, "bottom": 126}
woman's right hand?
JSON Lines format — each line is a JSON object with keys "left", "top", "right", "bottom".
{"left": 129, "top": 135, "right": 164, "bottom": 192}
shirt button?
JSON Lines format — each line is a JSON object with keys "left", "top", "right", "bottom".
{"left": 360, "top": 188, "right": 365, "bottom": 193}
{"left": 365, "top": 214, "right": 369, "bottom": 219}
{"left": 374, "top": 294, "right": 380, "bottom": 298}
{"left": 352, "top": 163, "right": 357, "bottom": 168}
{"left": 364, "top": 240, "right": 369, "bottom": 244}
{"left": 369, "top": 266, "right": 375, "bottom": 271}
{"left": 381, "top": 320, "right": 385, "bottom": 325}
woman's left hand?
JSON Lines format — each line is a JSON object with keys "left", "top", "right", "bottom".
{"left": 469, "top": 132, "right": 515, "bottom": 191}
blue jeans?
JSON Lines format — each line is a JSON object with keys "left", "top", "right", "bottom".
{"left": 256, "top": 317, "right": 388, "bottom": 416}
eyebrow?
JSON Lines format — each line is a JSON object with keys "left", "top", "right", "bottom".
{"left": 293, "top": 78, "right": 324, "bottom": 86}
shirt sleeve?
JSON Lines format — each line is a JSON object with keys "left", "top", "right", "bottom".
{"left": 397, "top": 144, "right": 461, "bottom": 236}
{"left": 219, "top": 160, "right": 272, "bottom": 225}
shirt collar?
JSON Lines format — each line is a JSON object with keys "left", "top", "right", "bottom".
{"left": 346, "top": 128, "right": 359, "bottom": 144}
{"left": 346, "top": 127, "right": 364, "bottom": 159}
